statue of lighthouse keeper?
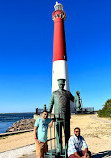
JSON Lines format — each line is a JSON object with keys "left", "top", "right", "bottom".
{"left": 74, "top": 91, "right": 82, "bottom": 113}
{"left": 48, "top": 79, "right": 74, "bottom": 155}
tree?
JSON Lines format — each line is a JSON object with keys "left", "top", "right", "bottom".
{"left": 98, "top": 99, "right": 111, "bottom": 117}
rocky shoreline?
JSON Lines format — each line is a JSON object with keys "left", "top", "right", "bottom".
{"left": 6, "top": 119, "right": 35, "bottom": 132}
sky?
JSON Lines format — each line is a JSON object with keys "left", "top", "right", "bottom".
{"left": 0, "top": 0, "right": 111, "bottom": 113}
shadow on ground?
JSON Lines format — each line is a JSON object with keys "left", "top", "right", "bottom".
{"left": 92, "top": 150, "right": 111, "bottom": 158}
{"left": 20, "top": 150, "right": 111, "bottom": 158}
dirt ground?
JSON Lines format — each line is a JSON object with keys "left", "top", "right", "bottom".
{"left": 0, "top": 114, "right": 111, "bottom": 154}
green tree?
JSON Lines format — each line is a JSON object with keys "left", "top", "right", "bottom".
{"left": 98, "top": 99, "right": 111, "bottom": 117}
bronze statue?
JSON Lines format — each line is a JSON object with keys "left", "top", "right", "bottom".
{"left": 74, "top": 91, "right": 82, "bottom": 112}
{"left": 48, "top": 79, "right": 74, "bottom": 155}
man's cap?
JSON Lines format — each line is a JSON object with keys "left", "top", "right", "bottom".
{"left": 57, "top": 79, "right": 66, "bottom": 85}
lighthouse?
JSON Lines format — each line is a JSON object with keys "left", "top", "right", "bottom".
{"left": 52, "top": 2, "right": 69, "bottom": 91}
{"left": 52, "top": 2, "right": 74, "bottom": 112}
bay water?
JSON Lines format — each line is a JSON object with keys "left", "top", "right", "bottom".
{"left": 0, "top": 113, "right": 35, "bottom": 133}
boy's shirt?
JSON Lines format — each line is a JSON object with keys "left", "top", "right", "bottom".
{"left": 34, "top": 118, "right": 52, "bottom": 142}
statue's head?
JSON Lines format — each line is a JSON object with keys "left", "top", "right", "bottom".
{"left": 57, "top": 79, "right": 66, "bottom": 90}
{"left": 76, "top": 91, "right": 80, "bottom": 95}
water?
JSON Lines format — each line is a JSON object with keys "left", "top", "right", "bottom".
{"left": 0, "top": 113, "right": 35, "bottom": 134}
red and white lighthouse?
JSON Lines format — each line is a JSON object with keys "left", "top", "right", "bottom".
{"left": 52, "top": 2, "right": 74, "bottom": 112}
{"left": 52, "top": 2, "right": 69, "bottom": 92}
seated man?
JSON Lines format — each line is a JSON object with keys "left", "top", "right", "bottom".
{"left": 68, "top": 127, "right": 91, "bottom": 158}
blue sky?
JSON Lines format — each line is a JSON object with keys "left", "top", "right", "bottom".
{"left": 0, "top": 0, "right": 111, "bottom": 113}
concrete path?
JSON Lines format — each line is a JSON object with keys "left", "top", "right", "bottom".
{"left": 19, "top": 153, "right": 36, "bottom": 158}
{"left": 90, "top": 114, "right": 111, "bottom": 123}
{"left": 20, "top": 150, "right": 111, "bottom": 158}
{"left": 0, "top": 129, "right": 33, "bottom": 137}
{"left": 0, "top": 144, "right": 35, "bottom": 158}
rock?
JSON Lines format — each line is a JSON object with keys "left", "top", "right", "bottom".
{"left": 9, "top": 128, "right": 15, "bottom": 132}
{"left": 6, "top": 119, "right": 35, "bottom": 132}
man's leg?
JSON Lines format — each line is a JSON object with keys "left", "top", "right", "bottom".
{"left": 82, "top": 150, "right": 91, "bottom": 158}
{"left": 64, "top": 118, "right": 70, "bottom": 149}
{"left": 55, "top": 121, "right": 62, "bottom": 154}
{"left": 44, "top": 142, "right": 48, "bottom": 155}
{"left": 62, "top": 118, "right": 70, "bottom": 158}
{"left": 35, "top": 142, "right": 45, "bottom": 158}
{"left": 68, "top": 154, "right": 78, "bottom": 158}
{"left": 68, "top": 152, "right": 85, "bottom": 158}
{"left": 35, "top": 141, "right": 40, "bottom": 158}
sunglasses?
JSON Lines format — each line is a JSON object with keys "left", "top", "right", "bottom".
{"left": 44, "top": 113, "right": 48, "bottom": 116}
{"left": 75, "top": 131, "right": 80, "bottom": 133}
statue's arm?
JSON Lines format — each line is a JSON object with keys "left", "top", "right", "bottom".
{"left": 70, "top": 92, "right": 74, "bottom": 102}
{"left": 48, "top": 94, "right": 54, "bottom": 113}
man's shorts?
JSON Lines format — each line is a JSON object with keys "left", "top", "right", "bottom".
{"left": 35, "top": 141, "right": 48, "bottom": 157}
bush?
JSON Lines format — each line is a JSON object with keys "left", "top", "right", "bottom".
{"left": 98, "top": 99, "right": 111, "bottom": 117}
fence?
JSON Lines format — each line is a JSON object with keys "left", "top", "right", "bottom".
{"left": 45, "top": 114, "right": 67, "bottom": 158}
{"left": 82, "top": 107, "right": 94, "bottom": 113}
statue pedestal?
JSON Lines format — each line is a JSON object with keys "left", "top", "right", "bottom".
{"left": 44, "top": 149, "right": 67, "bottom": 158}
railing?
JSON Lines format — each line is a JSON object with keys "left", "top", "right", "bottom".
{"left": 45, "top": 113, "right": 67, "bottom": 158}
{"left": 82, "top": 107, "right": 94, "bottom": 113}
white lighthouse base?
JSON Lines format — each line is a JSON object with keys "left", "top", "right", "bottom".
{"left": 52, "top": 60, "right": 69, "bottom": 92}
{"left": 52, "top": 60, "right": 74, "bottom": 113}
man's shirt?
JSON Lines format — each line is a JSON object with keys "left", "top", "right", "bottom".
{"left": 68, "top": 135, "right": 88, "bottom": 157}
{"left": 34, "top": 118, "right": 52, "bottom": 142}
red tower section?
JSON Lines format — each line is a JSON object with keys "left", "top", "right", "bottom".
{"left": 52, "top": 7, "right": 67, "bottom": 62}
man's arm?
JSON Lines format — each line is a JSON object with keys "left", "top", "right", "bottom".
{"left": 48, "top": 93, "right": 54, "bottom": 113}
{"left": 82, "top": 137, "right": 88, "bottom": 157}
{"left": 74, "top": 152, "right": 82, "bottom": 158}
{"left": 48, "top": 120, "right": 54, "bottom": 127}
{"left": 84, "top": 148, "right": 88, "bottom": 158}
{"left": 34, "top": 126, "right": 40, "bottom": 143}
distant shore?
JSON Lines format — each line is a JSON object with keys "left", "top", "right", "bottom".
{"left": 0, "top": 112, "right": 35, "bottom": 114}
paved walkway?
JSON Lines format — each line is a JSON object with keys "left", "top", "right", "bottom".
{"left": 90, "top": 114, "right": 111, "bottom": 123}
{"left": 20, "top": 153, "right": 36, "bottom": 158}
{"left": 20, "top": 151, "right": 111, "bottom": 158}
